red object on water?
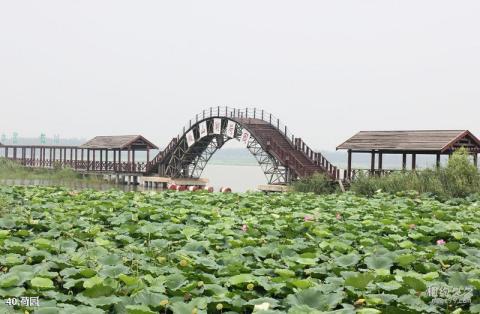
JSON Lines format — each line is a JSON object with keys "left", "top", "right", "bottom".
{"left": 176, "top": 185, "right": 187, "bottom": 191}
{"left": 220, "top": 187, "right": 232, "bottom": 193}
{"left": 188, "top": 186, "right": 200, "bottom": 192}
{"left": 204, "top": 186, "right": 214, "bottom": 192}
{"left": 168, "top": 184, "right": 177, "bottom": 190}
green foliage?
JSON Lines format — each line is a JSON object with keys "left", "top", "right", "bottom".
{"left": 351, "top": 148, "right": 480, "bottom": 199}
{"left": 291, "top": 173, "right": 338, "bottom": 194}
{"left": 0, "top": 157, "right": 102, "bottom": 184}
{"left": 0, "top": 186, "right": 479, "bottom": 312}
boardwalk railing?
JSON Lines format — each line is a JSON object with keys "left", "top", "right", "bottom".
{"left": 6, "top": 157, "right": 147, "bottom": 174}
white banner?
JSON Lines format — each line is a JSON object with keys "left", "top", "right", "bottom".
{"left": 226, "top": 120, "right": 236, "bottom": 138}
{"left": 199, "top": 121, "right": 208, "bottom": 138}
{"left": 186, "top": 130, "right": 195, "bottom": 147}
{"left": 213, "top": 118, "right": 222, "bottom": 134}
{"left": 240, "top": 129, "right": 251, "bottom": 146}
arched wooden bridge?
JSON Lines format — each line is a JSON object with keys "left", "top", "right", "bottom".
{"left": 0, "top": 107, "right": 341, "bottom": 184}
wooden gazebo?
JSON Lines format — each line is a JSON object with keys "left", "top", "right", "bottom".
{"left": 337, "top": 130, "right": 480, "bottom": 180}
{"left": 80, "top": 135, "right": 158, "bottom": 172}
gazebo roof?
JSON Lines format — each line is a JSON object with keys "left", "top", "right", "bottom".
{"left": 81, "top": 135, "right": 158, "bottom": 150}
{"left": 337, "top": 130, "right": 480, "bottom": 153}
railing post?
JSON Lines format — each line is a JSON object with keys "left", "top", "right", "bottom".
{"left": 277, "top": 119, "right": 279, "bottom": 129}
{"left": 285, "top": 126, "right": 287, "bottom": 136}
{"left": 246, "top": 108, "right": 248, "bottom": 118}
{"left": 203, "top": 110, "right": 205, "bottom": 119}
{"left": 253, "top": 108, "right": 256, "bottom": 118}
{"left": 269, "top": 114, "right": 272, "bottom": 124}
{"left": 217, "top": 106, "right": 220, "bottom": 116}
{"left": 261, "top": 110, "right": 264, "bottom": 120}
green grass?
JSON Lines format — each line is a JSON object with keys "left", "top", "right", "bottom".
{"left": 290, "top": 173, "right": 339, "bottom": 195}
{"left": 0, "top": 157, "right": 103, "bottom": 184}
{"left": 350, "top": 149, "right": 480, "bottom": 199}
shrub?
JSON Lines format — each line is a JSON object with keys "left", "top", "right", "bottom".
{"left": 350, "top": 148, "right": 480, "bottom": 199}
{"left": 291, "top": 173, "right": 338, "bottom": 194}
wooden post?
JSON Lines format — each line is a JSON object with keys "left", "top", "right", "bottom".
{"left": 436, "top": 153, "right": 441, "bottom": 168}
{"left": 105, "top": 149, "right": 108, "bottom": 171}
{"left": 13, "top": 147, "right": 17, "bottom": 160}
{"left": 474, "top": 153, "right": 478, "bottom": 167}
{"left": 74, "top": 149, "right": 78, "bottom": 170}
{"left": 146, "top": 149, "right": 150, "bottom": 164}
{"left": 378, "top": 152, "right": 383, "bottom": 174}
{"left": 63, "top": 148, "right": 66, "bottom": 167}
{"left": 128, "top": 148, "right": 131, "bottom": 172}
{"left": 412, "top": 153, "right": 417, "bottom": 170}
{"left": 347, "top": 149, "right": 352, "bottom": 180}
{"left": 93, "top": 149, "right": 96, "bottom": 171}
{"left": 402, "top": 153, "right": 407, "bottom": 170}
{"left": 118, "top": 149, "right": 122, "bottom": 172}
{"left": 100, "top": 149, "right": 103, "bottom": 171}
{"left": 132, "top": 149, "right": 136, "bottom": 172}
{"left": 113, "top": 149, "right": 117, "bottom": 172}
{"left": 370, "top": 151, "right": 376, "bottom": 175}
{"left": 87, "top": 149, "right": 90, "bottom": 171}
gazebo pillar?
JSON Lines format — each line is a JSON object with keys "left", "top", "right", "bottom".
{"left": 370, "top": 151, "right": 376, "bottom": 175}
{"left": 378, "top": 152, "right": 383, "bottom": 175}
{"left": 87, "top": 149, "right": 90, "bottom": 171}
{"left": 474, "top": 153, "right": 478, "bottom": 167}
{"left": 347, "top": 149, "right": 352, "bottom": 180}
{"left": 118, "top": 149, "right": 122, "bottom": 171}
{"left": 128, "top": 148, "right": 131, "bottom": 172}
{"left": 132, "top": 149, "right": 136, "bottom": 172}
{"left": 412, "top": 153, "right": 417, "bottom": 170}
{"left": 402, "top": 153, "right": 407, "bottom": 170}
{"left": 436, "top": 153, "right": 441, "bottom": 168}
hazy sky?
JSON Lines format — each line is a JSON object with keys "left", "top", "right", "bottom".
{"left": 1, "top": 1, "right": 479, "bottom": 150}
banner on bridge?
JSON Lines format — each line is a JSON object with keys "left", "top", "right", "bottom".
{"left": 241, "top": 129, "right": 251, "bottom": 146}
{"left": 186, "top": 130, "right": 195, "bottom": 147}
{"left": 199, "top": 121, "right": 208, "bottom": 138}
{"left": 226, "top": 121, "right": 236, "bottom": 138}
{"left": 213, "top": 118, "right": 222, "bottom": 134}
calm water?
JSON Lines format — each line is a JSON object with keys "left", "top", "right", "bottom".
{"left": 0, "top": 165, "right": 269, "bottom": 193}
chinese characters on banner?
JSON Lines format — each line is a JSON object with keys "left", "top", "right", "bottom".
{"left": 199, "top": 121, "right": 208, "bottom": 138}
{"left": 226, "top": 120, "right": 236, "bottom": 138}
{"left": 213, "top": 118, "right": 222, "bottom": 134}
{"left": 241, "top": 129, "right": 251, "bottom": 146}
{"left": 186, "top": 130, "right": 195, "bottom": 147}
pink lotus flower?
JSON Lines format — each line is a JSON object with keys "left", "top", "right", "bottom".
{"left": 336, "top": 213, "right": 342, "bottom": 220}
{"left": 304, "top": 215, "right": 313, "bottom": 222}
{"left": 241, "top": 224, "right": 248, "bottom": 232}
{"left": 409, "top": 224, "right": 416, "bottom": 229}
{"left": 436, "top": 239, "right": 446, "bottom": 246}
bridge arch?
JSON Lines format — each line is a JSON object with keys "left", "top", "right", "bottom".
{"left": 147, "top": 107, "right": 339, "bottom": 184}
{"left": 163, "top": 117, "right": 289, "bottom": 184}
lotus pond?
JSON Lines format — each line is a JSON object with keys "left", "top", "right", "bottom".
{"left": 0, "top": 186, "right": 480, "bottom": 314}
